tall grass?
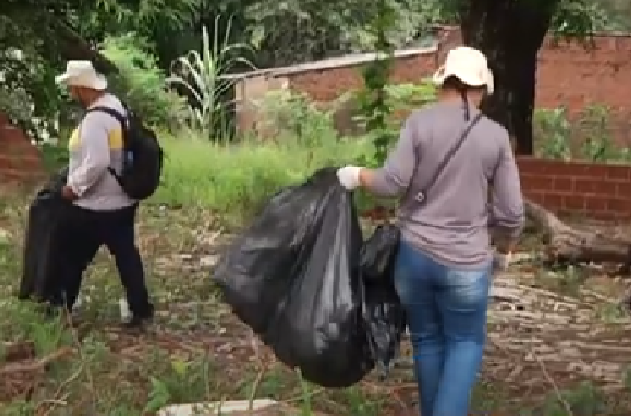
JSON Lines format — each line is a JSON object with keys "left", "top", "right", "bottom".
{"left": 152, "top": 134, "right": 371, "bottom": 223}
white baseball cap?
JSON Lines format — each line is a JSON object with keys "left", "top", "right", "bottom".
{"left": 55, "top": 60, "right": 107, "bottom": 90}
{"left": 433, "top": 46, "right": 494, "bottom": 94}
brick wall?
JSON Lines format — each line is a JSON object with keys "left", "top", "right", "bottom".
{"left": 0, "top": 113, "right": 44, "bottom": 184}
{"left": 517, "top": 158, "right": 631, "bottom": 219}
{"left": 285, "top": 28, "right": 631, "bottom": 146}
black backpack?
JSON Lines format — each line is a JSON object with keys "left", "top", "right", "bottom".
{"left": 87, "top": 104, "right": 163, "bottom": 200}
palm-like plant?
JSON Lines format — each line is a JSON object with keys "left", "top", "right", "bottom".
{"left": 166, "top": 15, "right": 256, "bottom": 140}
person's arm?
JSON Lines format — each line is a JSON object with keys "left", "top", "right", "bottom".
{"left": 491, "top": 131, "right": 525, "bottom": 253}
{"left": 359, "top": 117, "right": 417, "bottom": 197}
{"left": 67, "top": 113, "right": 111, "bottom": 197}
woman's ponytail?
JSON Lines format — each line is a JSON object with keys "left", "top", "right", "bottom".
{"left": 457, "top": 85, "right": 470, "bottom": 121}
{"left": 443, "top": 76, "right": 471, "bottom": 121}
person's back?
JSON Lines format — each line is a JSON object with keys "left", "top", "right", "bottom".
{"left": 336, "top": 46, "right": 524, "bottom": 416}
{"left": 68, "top": 92, "right": 135, "bottom": 211}
{"left": 397, "top": 102, "right": 521, "bottom": 267}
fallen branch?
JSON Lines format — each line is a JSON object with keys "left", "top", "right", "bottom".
{"left": 525, "top": 200, "right": 631, "bottom": 266}
{"left": 0, "top": 347, "right": 73, "bottom": 375}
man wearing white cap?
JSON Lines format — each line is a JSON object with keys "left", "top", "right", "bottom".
{"left": 336, "top": 47, "right": 524, "bottom": 415}
{"left": 53, "top": 60, "right": 154, "bottom": 328}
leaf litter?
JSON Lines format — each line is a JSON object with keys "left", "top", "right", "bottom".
{"left": 1, "top": 198, "right": 630, "bottom": 414}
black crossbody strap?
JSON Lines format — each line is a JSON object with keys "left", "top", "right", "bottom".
{"left": 413, "top": 112, "right": 483, "bottom": 203}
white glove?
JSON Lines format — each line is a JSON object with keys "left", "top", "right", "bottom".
{"left": 494, "top": 251, "right": 512, "bottom": 271}
{"left": 337, "top": 166, "right": 362, "bottom": 190}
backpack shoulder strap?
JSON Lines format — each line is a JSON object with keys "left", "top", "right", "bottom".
{"left": 85, "top": 106, "right": 127, "bottom": 181}
{"left": 86, "top": 106, "right": 126, "bottom": 128}
{"left": 414, "top": 112, "right": 483, "bottom": 203}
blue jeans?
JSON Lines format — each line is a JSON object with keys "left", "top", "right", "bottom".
{"left": 394, "top": 241, "right": 491, "bottom": 416}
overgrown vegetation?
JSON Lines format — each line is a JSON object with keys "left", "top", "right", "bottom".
{"left": 2, "top": 0, "right": 631, "bottom": 414}
{"left": 3, "top": 82, "right": 631, "bottom": 415}
{"left": 533, "top": 104, "right": 631, "bottom": 162}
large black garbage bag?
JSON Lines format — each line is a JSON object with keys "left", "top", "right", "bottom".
{"left": 19, "top": 166, "right": 69, "bottom": 302}
{"left": 360, "top": 224, "right": 406, "bottom": 379}
{"left": 214, "top": 167, "right": 372, "bottom": 387}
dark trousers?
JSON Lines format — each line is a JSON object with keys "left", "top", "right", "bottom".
{"left": 54, "top": 203, "right": 153, "bottom": 317}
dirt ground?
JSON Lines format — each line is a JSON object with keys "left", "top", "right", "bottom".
{"left": 1, "top": 200, "right": 631, "bottom": 415}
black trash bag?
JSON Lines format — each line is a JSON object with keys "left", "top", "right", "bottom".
{"left": 214, "top": 167, "right": 373, "bottom": 387}
{"left": 19, "top": 166, "right": 69, "bottom": 302}
{"left": 360, "top": 224, "right": 406, "bottom": 379}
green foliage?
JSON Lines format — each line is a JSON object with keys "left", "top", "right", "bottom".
{"left": 533, "top": 107, "right": 572, "bottom": 160}
{"left": 243, "top": 0, "right": 440, "bottom": 67}
{"left": 357, "top": 0, "right": 397, "bottom": 168}
{"left": 0, "top": 81, "right": 32, "bottom": 124}
{"left": 534, "top": 105, "right": 631, "bottom": 163}
{"left": 552, "top": 0, "right": 630, "bottom": 35}
{"left": 256, "top": 89, "right": 338, "bottom": 145}
{"left": 101, "top": 33, "right": 187, "bottom": 129}
{"left": 144, "top": 352, "right": 213, "bottom": 412}
{"left": 539, "top": 381, "right": 610, "bottom": 415}
{"left": 0, "top": 47, "right": 61, "bottom": 140}
{"left": 385, "top": 82, "right": 436, "bottom": 115}
{"left": 153, "top": 133, "right": 370, "bottom": 223}
{"left": 578, "top": 104, "right": 618, "bottom": 162}
{"left": 166, "top": 16, "right": 256, "bottom": 140}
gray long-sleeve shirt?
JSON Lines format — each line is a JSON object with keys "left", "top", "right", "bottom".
{"left": 67, "top": 93, "right": 136, "bottom": 211}
{"left": 368, "top": 101, "right": 524, "bottom": 268}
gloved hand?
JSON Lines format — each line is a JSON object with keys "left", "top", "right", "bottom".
{"left": 494, "top": 251, "right": 512, "bottom": 271}
{"left": 336, "top": 166, "right": 362, "bottom": 190}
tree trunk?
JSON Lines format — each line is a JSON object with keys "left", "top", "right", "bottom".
{"left": 457, "top": 1, "right": 631, "bottom": 270}
{"left": 459, "top": 0, "right": 559, "bottom": 155}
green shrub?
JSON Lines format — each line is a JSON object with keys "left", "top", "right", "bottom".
{"left": 333, "top": 81, "right": 436, "bottom": 147}
{"left": 254, "top": 89, "right": 338, "bottom": 146}
{"left": 534, "top": 105, "right": 631, "bottom": 163}
{"left": 166, "top": 17, "right": 256, "bottom": 140}
{"left": 152, "top": 133, "right": 372, "bottom": 224}
{"left": 533, "top": 107, "right": 572, "bottom": 160}
{"left": 384, "top": 81, "right": 436, "bottom": 114}
{"left": 101, "top": 33, "right": 187, "bottom": 130}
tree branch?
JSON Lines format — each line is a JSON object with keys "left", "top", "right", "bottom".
{"left": 43, "top": 13, "right": 119, "bottom": 75}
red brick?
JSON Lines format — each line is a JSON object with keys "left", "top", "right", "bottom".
{"left": 585, "top": 197, "right": 607, "bottom": 211}
{"left": 605, "top": 165, "right": 631, "bottom": 180}
{"left": 543, "top": 192, "right": 565, "bottom": 209}
{"left": 574, "top": 178, "right": 617, "bottom": 195}
{"left": 554, "top": 177, "right": 574, "bottom": 192}
{"left": 523, "top": 190, "right": 545, "bottom": 205}
{"left": 563, "top": 194, "right": 586, "bottom": 210}
{"left": 590, "top": 211, "right": 619, "bottom": 221}
{"left": 520, "top": 173, "right": 555, "bottom": 191}
{"left": 4, "top": 156, "right": 42, "bottom": 171}
{"left": 523, "top": 160, "right": 574, "bottom": 176}
{"left": 0, "top": 114, "right": 44, "bottom": 182}
{"left": 517, "top": 157, "right": 551, "bottom": 173}
{"left": 617, "top": 182, "right": 631, "bottom": 197}
{"left": 0, "top": 169, "right": 28, "bottom": 182}
{"left": 606, "top": 198, "right": 631, "bottom": 213}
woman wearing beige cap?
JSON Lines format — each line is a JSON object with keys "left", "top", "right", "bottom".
{"left": 337, "top": 46, "right": 524, "bottom": 415}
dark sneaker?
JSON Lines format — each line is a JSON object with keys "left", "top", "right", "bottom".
{"left": 122, "top": 304, "right": 154, "bottom": 329}
{"left": 122, "top": 315, "right": 153, "bottom": 329}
